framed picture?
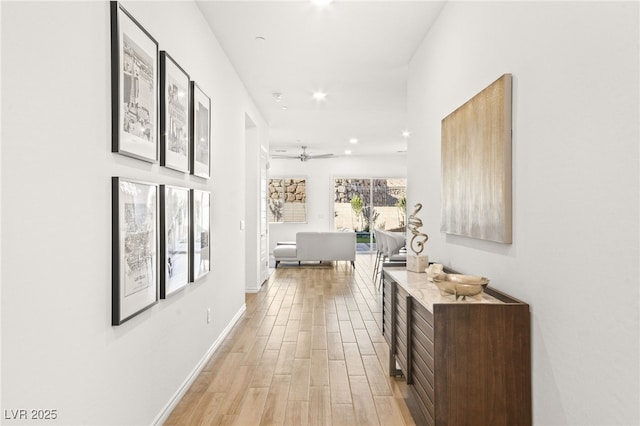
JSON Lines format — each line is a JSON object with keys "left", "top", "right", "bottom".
{"left": 160, "top": 52, "right": 190, "bottom": 172}
{"left": 191, "top": 189, "right": 210, "bottom": 281}
{"left": 112, "top": 177, "right": 159, "bottom": 325}
{"left": 441, "top": 73, "right": 512, "bottom": 243}
{"left": 160, "top": 185, "right": 190, "bottom": 298}
{"left": 191, "top": 82, "right": 211, "bottom": 178}
{"left": 110, "top": 1, "right": 159, "bottom": 163}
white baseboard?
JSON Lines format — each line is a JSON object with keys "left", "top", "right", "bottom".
{"left": 246, "top": 272, "right": 273, "bottom": 293}
{"left": 152, "top": 303, "right": 247, "bottom": 426}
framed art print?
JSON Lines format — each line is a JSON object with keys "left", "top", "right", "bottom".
{"left": 112, "top": 177, "right": 159, "bottom": 325}
{"left": 191, "top": 189, "right": 210, "bottom": 281}
{"left": 160, "top": 185, "right": 190, "bottom": 298}
{"left": 190, "top": 82, "right": 211, "bottom": 178}
{"left": 441, "top": 73, "right": 513, "bottom": 243}
{"left": 160, "top": 52, "right": 190, "bottom": 172}
{"left": 110, "top": 1, "right": 159, "bottom": 163}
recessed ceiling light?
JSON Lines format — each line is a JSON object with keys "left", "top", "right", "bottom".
{"left": 402, "top": 130, "right": 411, "bottom": 138}
{"left": 282, "top": 105, "right": 288, "bottom": 110}
{"left": 273, "top": 92, "right": 282, "bottom": 102}
{"left": 255, "top": 36, "right": 266, "bottom": 41}
{"left": 312, "top": 91, "right": 327, "bottom": 101}
{"left": 344, "top": 150, "right": 352, "bottom": 155}
{"left": 349, "top": 138, "right": 358, "bottom": 144}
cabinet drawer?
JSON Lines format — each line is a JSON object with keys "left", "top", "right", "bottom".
{"left": 397, "top": 288, "right": 409, "bottom": 310}
{"left": 383, "top": 300, "right": 391, "bottom": 313}
{"left": 396, "top": 350, "right": 408, "bottom": 374}
{"left": 397, "top": 285, "right": 409, "bottom": 297}
{"left": 396, "top": 299, "right": 407, "bottom": 320}
{"left": 382, "top": 284, "right": 392, "bottom": 308}
{"left": 412, "top": 342, "right": 434, "bottom": 394}
{"left": 412, "top": 329, "right": 434, "bottom": 380}
{"left": 383, "top": 324, "right": 391, "bottom": 345}
{"left": 412, "top": 318, "right": 434, "bottom": 352}
{"left": 382, "top": 317, "right": 391, "bottom": 339}
{"left": 383, "top": 303, "right": 392, "bottom": 324}
{"left": 412, "top": 302, "right": 434, "bottom": 340}
{"left": 396, "top": 317, "right": 407, "bottom": 346}
{"left": 412, "top": 298, "right": 432, "bottom": 322}
{"left": 397, "top": 326, "right": 407, "bottom": 354}
{"left": 412, "top": 363, "right": 435, "bottom": 425}
{"left": 396, "top": 306, "right": 407, "bottom": 328}
{"left": 383, "top": 288, "right": 392, "bottom": 305}
{"left": 383, "top": 317, "right": 391, "bottom": 335}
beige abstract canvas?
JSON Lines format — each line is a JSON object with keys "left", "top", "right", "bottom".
{"left": 441, "top": 74, "right": 512, "bottom": 243}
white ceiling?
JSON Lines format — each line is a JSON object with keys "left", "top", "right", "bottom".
{"left": 196, "top": 0, "right": 445, "bottom": 158}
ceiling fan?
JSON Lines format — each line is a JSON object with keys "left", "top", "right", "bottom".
{"left": 271, "top": 146, "right": 334, "bottom": 162}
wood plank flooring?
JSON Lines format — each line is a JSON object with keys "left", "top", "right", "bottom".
{"left": 165, "top": 254, "right": 424, "bottom": 425}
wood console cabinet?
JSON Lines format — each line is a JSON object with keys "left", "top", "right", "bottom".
{"left": 382, "top": 267, "right": 531, "bottom": 426}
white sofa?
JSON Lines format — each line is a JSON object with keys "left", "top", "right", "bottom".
{"left": 273, "top": 231, "right": 356, "bottom": 268}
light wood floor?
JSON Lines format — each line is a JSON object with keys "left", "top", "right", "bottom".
{"left": 165, "top": 254, "right": 424, "bottom": 425}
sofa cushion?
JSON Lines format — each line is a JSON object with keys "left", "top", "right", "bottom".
{"left": 273, "top": 244, "right": 297, "bottom": 260}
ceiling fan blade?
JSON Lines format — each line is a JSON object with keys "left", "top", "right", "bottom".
{"left": 308, "top": 153, "right": 334, "bottom": 159}
{"left": 271, "top": 154, "right": 301, "bottom": 159}
{"left": 271, "top": 146, "right": 334, "bottom": 161}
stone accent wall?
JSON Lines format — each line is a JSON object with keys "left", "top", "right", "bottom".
{"left": 269, "top": 178, "right": 306, "bottom": 203}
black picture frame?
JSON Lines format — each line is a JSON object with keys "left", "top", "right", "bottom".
{"left": 160, "top": 52, "right": 191, "bottom": 172}
{"left": 112, "top": 177, "right": 159, "bottom": 325}
{"left": 110, "top": 1, "right": 159, "bottom": 163}
{"left": 190, "top": 82, "right": 211, "bottom": 179}
{"left": 160, "top": 185, "right": 190, "bottom": 298}
{"left": 190, "top": 189, "right": 211, "bottom": 281}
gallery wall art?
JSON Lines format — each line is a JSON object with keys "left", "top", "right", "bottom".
{"left": 191, "top": 189, "right": 211, "bottom": 281}
{"left": 191, "top": 83, "right": 211, "bottom": 179}
{"left": 112, "top": 177, "right": 159, "bottom": 325}
{"left": 160, "top": 185, "right": 190, "bottom": 298}
{"left": 160, "top": 52, "right": 191, "bottom": 173}
{"left": 109, "top": 2, "right": 213, "bottom": 325}
{"left": 110, "top": 1, "right": 159, "bottom": 163}
{"left": 440, "top": 73, "right": 513, "bottom": 243}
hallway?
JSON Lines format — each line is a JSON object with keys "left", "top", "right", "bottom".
{"left": 165, "top": 255, "right": 422, "bottom": 425}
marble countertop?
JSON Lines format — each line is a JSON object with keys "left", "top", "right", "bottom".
{"left": 383, "top": 267, "right": 504, "bottom": 312}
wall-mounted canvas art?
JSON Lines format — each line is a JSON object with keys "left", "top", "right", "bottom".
{"left": 160, "top": 52, "right": 190, "bottom": 172}
{"left": 112, "top": 177, "right": 159, "bottom": 325}
{"left": 191, "top": 189, "right": 210, "bottom": 281}
{"left": 160, "top": 185, "right": 190, "bottom": 298}
{"left": 441, "top": 73, "right": 512, "bottom": 243}
{"left": 190, "top": 83, "right": 211, "bottom": 179}
{"left": 110, "top": 1, "right": 159, "bottom": 163}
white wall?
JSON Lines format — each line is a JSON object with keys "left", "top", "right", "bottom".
{"left": 268, "top": 155, "right": 406, "bottom": 252}
{"left": 244, "top": 116, "right": 269, "bottom": 292}
{"left": 407, "top": 2, "right": 639, "bottom": 424}
{"left": 1, "top": 1, "right": 266, "bottom": 425}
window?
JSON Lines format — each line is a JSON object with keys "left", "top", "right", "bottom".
{"left": 268, "top": 178, "right": 307, "bottom": 223}
{"left": 333, "top": 177, "right": 406, "bottom": 251}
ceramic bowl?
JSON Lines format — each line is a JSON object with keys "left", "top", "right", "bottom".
{"left": 431, "top": 273, "right": 489, "bottom": 300}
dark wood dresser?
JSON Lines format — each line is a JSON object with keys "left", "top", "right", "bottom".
{"left": 382, "top": 267, "right": 531, "bottom": 426}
